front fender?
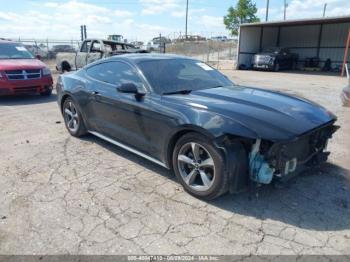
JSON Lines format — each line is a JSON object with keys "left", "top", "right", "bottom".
{"left": 162, "top": 112, "right": 258, "bottom": 168}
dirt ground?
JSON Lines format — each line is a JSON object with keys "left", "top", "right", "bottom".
{"left": 0, "top": 67, "right": 349, "bottom": 255}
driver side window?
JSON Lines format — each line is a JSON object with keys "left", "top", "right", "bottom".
{"left": 86, "top": 61, "right": 144, "bottom": 88}
{"left": 91, "top": 41, "right": 101, "bottom": 52}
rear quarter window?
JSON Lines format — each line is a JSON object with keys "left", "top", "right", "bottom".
{"left": 86, "top": 61, "right": 143, "bottom": 88}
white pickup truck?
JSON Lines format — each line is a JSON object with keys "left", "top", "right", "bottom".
{"left": 56, "top": 39, "right": 148, "bottom": 72}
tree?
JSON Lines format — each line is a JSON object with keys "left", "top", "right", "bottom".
{"left": 223, "top": 0, "right": 260, "bottom": 36}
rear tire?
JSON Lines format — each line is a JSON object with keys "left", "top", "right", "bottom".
{"left": 62, "top": 98, "right": 87, "bottom": 137}
{"left": 172, "top": 132, "right": 229, "bottom": 200}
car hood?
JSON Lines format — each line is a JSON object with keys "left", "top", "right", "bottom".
{"left": 0, "top": 59, "right": 46, "bottom": 70}
{"left": 162, "top": 86, "right": 335, "bottom": 141}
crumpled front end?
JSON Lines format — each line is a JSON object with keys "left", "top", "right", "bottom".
{"left": 249, "top": 121, "right": 339, "bottom": 184}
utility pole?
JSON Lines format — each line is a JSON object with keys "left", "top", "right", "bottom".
{"left": 323, "top": 3, "right": 327, "bottom": 17}
{"left": 80, "top": 25, "right": 84, "bottom": 41}
{"left": 83, "top": 25, "right": 87, "bottom": 40}
{"left": 185, "top": 0, "right": 189, "bottom": 40}
{"left": 265, "top": 0, "right": 269, "bottom": 22}
{"left": 284, "top": 0, "right": 288, "bottom": 20}
{"left": 81, "top": 25, "right": 87, "bottom": 40}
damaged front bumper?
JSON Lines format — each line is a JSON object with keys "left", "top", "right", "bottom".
{"left": 249, "top": 121, "right": 339, "bottom": 184}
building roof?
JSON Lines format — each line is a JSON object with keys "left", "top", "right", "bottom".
{"left": 241, "top": 15, "right": 350, "bottom": 27}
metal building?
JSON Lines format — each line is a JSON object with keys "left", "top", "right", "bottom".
{"left": 237, "top": 16, "right": 350, "bottom": 71}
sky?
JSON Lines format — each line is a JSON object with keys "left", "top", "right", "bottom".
{"left": 0, "top": 0, "right": 349, "bottom": 42}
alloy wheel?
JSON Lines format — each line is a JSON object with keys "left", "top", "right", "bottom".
{"left": 64, "top": 101, "right": 79, "bottom": 133}
{"left": 177, "top": 142, "right": 216, "bottom": 191}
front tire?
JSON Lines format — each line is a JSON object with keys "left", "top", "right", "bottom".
{"left": 62, "top": 98, "right": 87, "bottom": 137}
{"left": 172, "top": 133, "right": 229, "bottom": 200}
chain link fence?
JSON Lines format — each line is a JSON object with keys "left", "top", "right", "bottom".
{"left": 12, "top": 37, "right": 237, "bottom": 71}
{"left": 15, "top": 39, "right": 80, "bottom": 60}
{"left": 164, "top": 40, "right": 237, "bottom": 70}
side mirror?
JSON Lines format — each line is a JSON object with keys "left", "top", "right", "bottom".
{"left": 35, "top": 54, "right": 42, "bottom": 60}
{"left": 117, "top": 83, "right": 138, "bottom": 93}
{"left": 117, "top": 83, "right": 145, "bottom": 100}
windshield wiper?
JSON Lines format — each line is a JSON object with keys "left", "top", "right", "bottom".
{"left": 163, "top": 89, "right": 192, "bottom": 95}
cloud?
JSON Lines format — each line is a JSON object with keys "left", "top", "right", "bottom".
{"left": 140, "top": 0, "right": 180, "bottom": 15}
{"left": 114, "top": 10, "right": 134, "bottom": 17}
{"left": 171, "top": 8, "right": 205, "bottom": 18}
{"left": 257, "top": 7, "right": 280, "bottom": 20}
{"left": 0, "top": 12, "right": 20, "bottom": 22}
{"left": 44, "top": 2, "right": 59, "bottom": 8}
{"left": 196, "top": 15, "right": 224, "bottom": 29}
{"left": 0, "top": 0, "right": 175, "bottom": 42}
{"left": 287, "top": 0, "right": 350, "bottom": 18}
{"left": 259, "top": 0, "right": 350, "bottom": 20}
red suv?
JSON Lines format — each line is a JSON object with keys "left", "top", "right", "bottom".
{"left": 0, "top": 40, "right": 53, "bottom": 96}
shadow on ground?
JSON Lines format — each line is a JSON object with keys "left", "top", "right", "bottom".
{"left": 0, "top": 94, "right": 57, "bottom": 106}
{"left": 82, "top": 134, "right": 350, "bottom": 232}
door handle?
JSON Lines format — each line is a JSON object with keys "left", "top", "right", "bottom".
{"left": 91, "top": 91, "right": 100, "bottom": 95}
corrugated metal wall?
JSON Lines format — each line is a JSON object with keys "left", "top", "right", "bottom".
{"left": 262, "top": 27, "right": 278, "bottom": 47}
{"left": 238, "top": 21, "right": 350, "bottom": 70}
{"left": 237, "top": 27, "right": 261, "bottom": 66}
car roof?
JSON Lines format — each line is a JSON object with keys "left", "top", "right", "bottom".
{"left": 84, "top": 54, "right": 197, "bottom": 70}
{"left": 104, "top": 53, "right": 195, "bottom": 64}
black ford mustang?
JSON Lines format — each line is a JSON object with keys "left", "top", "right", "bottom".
{"left": 57, "top": 54, "right": 338, "bottom": 200}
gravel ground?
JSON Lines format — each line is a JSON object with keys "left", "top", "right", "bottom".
{"left": 0, "top": 69, "right": 349, "bottom": 255}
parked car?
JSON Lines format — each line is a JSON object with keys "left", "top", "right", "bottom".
{"left": 56, "top": 54, "right": 338, "bottom": 199}
{"left": 130, "top": 41, "right": 144, "bottom": 48}
{"left": 56, "top": 39, "right": 148, "bottom": 72}
{"left": 146, "top": 41, "right": 160, "bottom": 52}
{"left": 211, "top": 36, "right": 228, "bottom": 42}
{"left": 24, "top": 44, "right": 48, "bottom": 59}
{"left": 0, "top": 40, "right": 53, "bottom": 96}
{"left": 252, "top": 47, "right": 298, "bottom": 71}
{"left": 49, "top": 45, "right": 76, "bottom": 59}
{"left": 342, "top": 78, "right": 350, "bottom": 107}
